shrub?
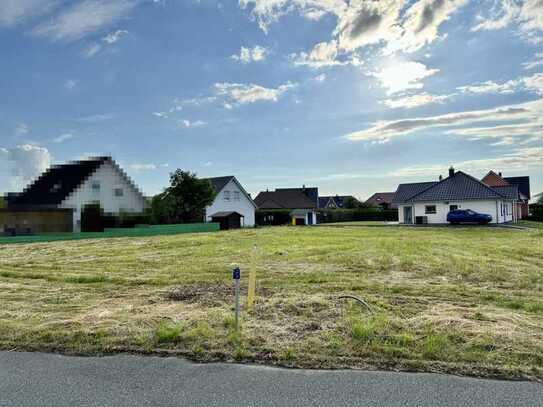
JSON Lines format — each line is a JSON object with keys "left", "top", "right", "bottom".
{"left": 155, "top": 322, "right": 183, "bottom": 344}
{"left": 318, "top": 208, "right": 398, "bottom": 223}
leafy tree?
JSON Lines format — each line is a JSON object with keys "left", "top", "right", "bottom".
{"left": 343, "top": 196, "right": 359, "bottom": 209}
{"left": 0, "top": 197, "right": 6, "bottom": 209}
{"left": 537, "top": 193, "right": 543, "bottom": 205}
{"left": 151, "top": 170, "right": 216, "bottom": 224}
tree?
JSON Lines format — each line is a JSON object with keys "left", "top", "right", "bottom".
{"left": 0, "top": 197, "right": 6, "bottom": 209}
{"left": 151, "top": 170, "right": 216, "bottom": 224}
{"left": 537, "top": 193, "right": 543, "bottom": 205}
{"left": 343, "top": 196, "right": 359, "bottom": 209}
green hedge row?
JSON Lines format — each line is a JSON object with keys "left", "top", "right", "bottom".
{"left": 527, "top": 204, "right": 543, "bottom": 222}
{"left": 256, "top": 208, "right": 398, "bottom": 225}
{"left": 318, "top": 208, "right": 398, "bottom": 223}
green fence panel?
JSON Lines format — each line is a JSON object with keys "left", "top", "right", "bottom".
{"left": 0, "top": 223, "right": 220, "bottom": 245}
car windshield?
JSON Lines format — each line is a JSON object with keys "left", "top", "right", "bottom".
{"left": 466, "top": 210, "right": 475, "bottom": 215}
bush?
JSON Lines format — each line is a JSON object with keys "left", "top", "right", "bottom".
{"left": 81, "top": 204, "right": 149, "bottom": 231}
{"left": 528, "top": 204, "right": 543, "bottom": 221}
{"left": 318, "top": 208, "right": 398, "bottom": 223}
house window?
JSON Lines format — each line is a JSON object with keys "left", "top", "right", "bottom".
{"left": 234, "top": 191, "right": 240, "bottom": 201}
{"left": 114, "top": 188, "right": 124, "bottom": 197}
{"left": 450, "top": 205, "right": 459, "bottom": 211}
{"left": 223, "top": 190, "right": 231, "bottom": 201}
{"left": 91, "top": 182, "right": 100, "bottom": 194}
{"left": 425, "top": 205, "right": 437, "bottom": 214}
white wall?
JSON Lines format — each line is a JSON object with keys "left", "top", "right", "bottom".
{"left": 205, "top": 179, "right": 256, "bottom": 227}
{"left": 61, "top": 161, "right": 146, "bottom": 231}
{"left": 399, "top": 200, "right": 515, "bottom": 224}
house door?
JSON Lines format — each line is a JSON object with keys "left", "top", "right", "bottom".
{"left": 403, "top": 207, "right": 413, "bottom": 224}
{"left": 307, "top": 212, "right": 313, "bottom": 225}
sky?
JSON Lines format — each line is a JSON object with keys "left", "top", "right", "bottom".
{"left": 1, "top": 0, "right": 542, "bottom": 200}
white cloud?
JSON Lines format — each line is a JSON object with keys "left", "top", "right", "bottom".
{"left": 457, "top": 73, "right": 543, "bottom": 95}
{"left": 472, "top": 0, "right": 543, "bottom": 39}
{"left": 71, "top": 113, "right": 115, "bottom": 123}
{"left": 0, "top": 0, "right": 59, "bottom": 27}
{"left": 523, "top": 53, "right": 543, "bottom": 70}
{"left": 383, "top": 92, "right": 452, "bottom": 109}
{"left": 372, "top": 61, "right": 439, "bottom": 95}
{"left": 64, "top": 79, "right": 78, "bottom": 90}
{"left": 213, "top": 81, "right": 296, "bottom": 106}
{"left": 231, "top": 45, "right": 269, "bottom": 63}
{"left": 0, "top": 144, "right": 51, "bottom": 189}
{"left": 15, "top": 123, "right": 30, "bottom": 136}
{"left": 314, "top": 73, "right": 327, "bottom": 82}
{"left": 103, "top": 29, "right": 128, "bottom": 44}
{"left": 128, "top": 163, "right": 158, "bottom": 172}
{"left": 390, "top": 147, "right": 543, "bottom": 177}
{"left": 82, "top": 43, "right": 103, "bottom": 58}
{"left": 291, "top": 40, "right": 345, "bottom": 68}
{"left": 457, "top": 79, "right": 520, "bottom": 94}
{"left": 33, "top": 0, "right": 136, "bottom": 42}
{"left": 335, "top": 0, "right": 404, "bottom": 52}
{"left": 346, "top": 98, "right": 543, "bottom": 143}
{"left": 240, "top": 0, "right": 469, "bottom": 64}
{"left": 180, "top": 119, "right": 207, "bottom": 128}
{"left": 53, "top": 133, "right": 76, "bottom": 143}
{"left": 390, "top": 0, "right": 467, "bottom": 53}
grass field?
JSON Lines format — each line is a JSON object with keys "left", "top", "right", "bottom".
{"left": 0, "top": 225, "right": 542, "bottom": 380}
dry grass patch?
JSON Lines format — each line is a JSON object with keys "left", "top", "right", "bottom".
{"left": 0, "top": 225, "right": 542, "bottom": 379}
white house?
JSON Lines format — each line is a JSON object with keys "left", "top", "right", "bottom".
{"left": 393, "top": 168, "right": 519, "bottom": 225}
{"left": 7, "top": 157, "right": 147, "bottom": 232}
{"left": 204, "top": 176, "right": 256, "bottom": 228}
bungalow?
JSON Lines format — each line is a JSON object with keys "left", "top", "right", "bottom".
{"left": 365, "top": 192, "right": 397, "bottom": 210}
{"left": 254, "top": 186, "right": 318, "bottom": 225}
{"left": 203, "top": 176, "right": 256, "bottom": 228}
{"left": 481, "top": 171, "right": 531, "bottom": 219}
{"left": 4, "top": 156, "right": 146, "bottom": 233}
{"left": 393, "top": 167, "right": 520, "bottom": 225}
{"left": 318, "top": 195, "right": 359, "bottom": 209}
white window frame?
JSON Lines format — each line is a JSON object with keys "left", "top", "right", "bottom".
{"left": 425, "top": 205, "right": 437, "bottom": 215}
{"left": 114, "top": 188, "right": 124, "bottom": 197}
{"left": 234, "top": 191, "right": 240, "bottom": 201}
{"left": 223, "top": 190, "right": 231, "bottom": 201}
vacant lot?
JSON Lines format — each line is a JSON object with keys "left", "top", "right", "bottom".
{"left": 0, "top": 225, "right": 542, "bottom": 380}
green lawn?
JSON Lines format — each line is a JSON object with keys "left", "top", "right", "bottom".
{"left": 0, "top": 225, "right": 542, "bottom": 380}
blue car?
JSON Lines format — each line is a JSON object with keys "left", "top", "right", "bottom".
{"left": 447, "top": 209, "right": 492, "bottom": 225}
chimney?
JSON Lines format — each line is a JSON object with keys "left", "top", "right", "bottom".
{"left": 439, "top": 175, "right": 443, "bottom": 182}
{"left": 449, "top": 166, "right": 455, "bottom": 177}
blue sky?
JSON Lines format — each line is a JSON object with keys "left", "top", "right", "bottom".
{"left": 1, "top": 0, "right": 542, "bottom": 199}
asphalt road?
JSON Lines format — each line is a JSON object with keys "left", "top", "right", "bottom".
{"left": 0, "top": 352, "right": 541, "bottom": 407}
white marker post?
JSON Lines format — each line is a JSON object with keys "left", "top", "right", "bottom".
{"left": 232, "top": 267, "right": 241, "bottom": 331}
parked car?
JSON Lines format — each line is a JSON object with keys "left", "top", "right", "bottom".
{"left": 447, "top": 209, "right": 492, "bottom": 225}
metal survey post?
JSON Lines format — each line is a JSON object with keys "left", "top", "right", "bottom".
{"left": 232, "top": 267, "right": 241, "bottom": 330}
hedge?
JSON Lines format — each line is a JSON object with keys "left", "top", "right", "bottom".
{"left": 256, "top": 208, "right": 398, "bottom": 226}
{"left": 318, "top": 208, "right": 398, "bottom": 223}
{"left": 527, "top": 204, "right": 543, "bottom": 222}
